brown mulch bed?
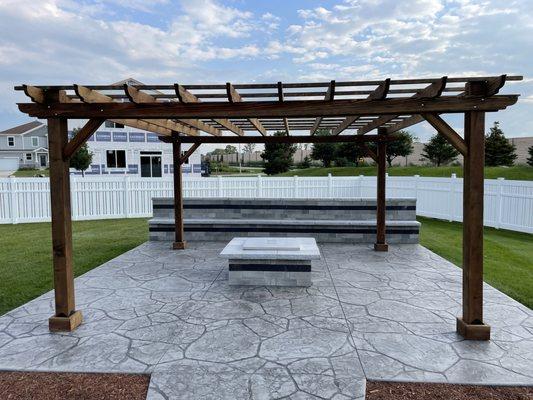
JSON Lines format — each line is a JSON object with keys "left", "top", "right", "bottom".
{"left": 366, "top": 381, "right": 533, "bottom": 400}
{"left": 0, "top": 371, "right": 150, "bottom": 400}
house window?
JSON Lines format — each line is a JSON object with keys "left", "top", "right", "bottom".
{"left": 106, "top": 150, "right": 126, "bottom": 168}
{"left": 7, "top": 136, "right": 14, "bottom": 147}
{"left": 31, "top": 137, "right": 38, "bottom": 147}
{"left": 105, "top": 121, "right": 125, "bottom": 129}
{"left": 26, "top": 153, "right": 32, "bottom": 161}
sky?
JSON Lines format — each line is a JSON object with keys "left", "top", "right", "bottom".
{"left": 0, "top": 0, "right": 532, "bottom": 141}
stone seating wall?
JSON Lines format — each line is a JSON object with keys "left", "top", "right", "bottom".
{"left": 149, "top": 197, "right": 420, "bottom": 244}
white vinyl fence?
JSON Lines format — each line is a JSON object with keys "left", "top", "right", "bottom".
{"left": 1, "top": 175, "right": 532, "bottom": 233}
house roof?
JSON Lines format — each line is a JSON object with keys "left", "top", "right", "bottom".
{"left": 0, "top": 120, "right": 43, "bottom": 136}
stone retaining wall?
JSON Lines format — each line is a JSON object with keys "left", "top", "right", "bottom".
{"left": 149, "top": 197, "right": 420, "bottom": 244}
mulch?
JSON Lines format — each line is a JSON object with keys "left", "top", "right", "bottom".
{"left": 366, "top": 381, "right": 533, "bottom": 400}
{"left": 0, "top": 371, "right": 150, "bottom": 400}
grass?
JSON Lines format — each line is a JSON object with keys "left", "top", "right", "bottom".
{"left": 0, "top": 217, "right": 531, "bottom": 315}
{"left": 275, "top": 165, "right": 533, "bottom": 180}
{"left": 418, "top": 217, "right": 533, "bottom": 309}
{"left": 13, "top": 168, "right": 49, "bottom": 177}
{"left": 0, "top": 218, "right": 147, "bottom": 316}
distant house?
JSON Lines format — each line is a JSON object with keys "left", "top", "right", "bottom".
{"left": 73, "top": 121, "right": 202, "bottom": 177}
{"left": 0, "top": 121, "right": 49, "bottom": 171}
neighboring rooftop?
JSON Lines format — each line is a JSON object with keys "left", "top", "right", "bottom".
{"left": 0, "top": 120, "right": 43, "bottom": 136}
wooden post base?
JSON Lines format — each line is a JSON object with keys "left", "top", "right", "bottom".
{"left": 457, "top": 317, "right": 490, "bottom": 340}
{"left": 172, "top": 241, "right": 188, "bottom": 250}
{"left": 374, "top": 243, "right": 389, "bottom": 252}
{"left": 49, "top": 310, "right": 83, "bottom": 332}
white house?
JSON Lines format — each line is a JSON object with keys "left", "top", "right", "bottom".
{"left": 70, "top": 121, "right": 202, "bottom": 177}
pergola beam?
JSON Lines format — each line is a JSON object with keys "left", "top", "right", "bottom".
{"left": 169, "top": 134, "right": 396, "bottom": 144}
{"left": 19, "top": 95, "right": 518, "bottom": 120}
{"left": 175, "top": 84, "right": 244, "bottom": 136}
{"left": 226, "top": 83, "right": 267, "bottom": 136}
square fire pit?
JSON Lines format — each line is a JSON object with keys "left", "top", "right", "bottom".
{"left": 220, "top": 237, "right": 321, "bottom": 287}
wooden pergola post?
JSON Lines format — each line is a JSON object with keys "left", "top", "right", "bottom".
{"left": 457, "top": 82, "right": 490, "bottom": 340}
{"left": 374, "top": 127, "right": 388, "bottom": 251}
{"left": 47, "top": 117, "right": 82, "bottom": 331}
{"left": 172, "top": 138, "right": 187, "bottom": 250}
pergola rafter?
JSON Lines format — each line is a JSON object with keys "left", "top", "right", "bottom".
{"left": 174, "top": 84, "right": 245, "bottom": 136}
{"left": 123, "top": 84, "right": 222, "bottom": 136}
{"left": 15, "top": 74, "right": 522, "bottom": 342}
{"left": 226, "top": 83, "right": 267, "bottom": 136}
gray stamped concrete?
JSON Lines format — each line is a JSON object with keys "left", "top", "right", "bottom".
{"left": 0, "top": 242, "right": 532, "bottom": 399}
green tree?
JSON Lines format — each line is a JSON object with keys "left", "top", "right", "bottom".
{"left": 422, "top": 134, "right": 459, "bottom": 166}
{"left": 311, "top": 129, "right": 337, "bottom": 167}
{"left": 367, "top": 130, "right": 416, "bottom": 167}
{"left": 243, "top": 143, "right": 256, "bottom": 154}
{"left": 261, "top": 131, "right": 296, "bottom": 175}
{"left": 527, "top": 146, "right": 533, "bottom": 167}
{"left": 224, "top": 145, "right": 238, "bottom": 154}
{"left": 69, "top": 128, "right": 93, "bottom": 177}
{"left": 485, "top": 122, "right": 517, "bottom": 166}
{"left": 335, "top": 142, "right": 366, "bottom": 166}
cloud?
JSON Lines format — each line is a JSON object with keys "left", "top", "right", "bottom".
{"left": 0, "top": 0, "right": 531, "bottom": 138}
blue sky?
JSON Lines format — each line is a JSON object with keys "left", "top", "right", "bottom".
{"left": 0, "top": 0, "right": 531, "bottom": 140}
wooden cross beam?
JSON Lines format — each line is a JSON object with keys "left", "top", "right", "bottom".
{"left": 172, "top": 134, "right": 395, "bottom": 144}
{"left": 422, "top": 113, "right": 468, "bottom": 156}
{"left": 19, "top": 94, "right": 517, "bottom": 120}
{"left": 180, "top": 143, "right": 201, "bottom": 165}
{"left": 63, "top": 118, "right": 104, "bottom": 159}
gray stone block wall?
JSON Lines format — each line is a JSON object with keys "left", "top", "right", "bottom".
{"left": 149, "top": 197, "right": 420, "bottom": 244}
{"left": 152, "top": 197, "right": 417, "bottom": 221}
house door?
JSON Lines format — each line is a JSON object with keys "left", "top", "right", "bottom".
{"left": 140, "top": 153, "right": 162, "bottom": 177}
{"left": 39, "top": 154, "right": 47, "bottom": 167}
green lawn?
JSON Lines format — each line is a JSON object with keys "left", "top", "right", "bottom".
{"left": 0, "top": 217, "right": 531, "bottom": 315}
{"left": 419, "top": 217, "right": 533, "bottom": 309}
{"left": 13, "top": 168, "right": 50, "bottom": 177}
{"left": 275, "top": 165, "right": 533, "bottom": 180}
{"left": 0, "top": 218, "right": 147, "bottom": 315}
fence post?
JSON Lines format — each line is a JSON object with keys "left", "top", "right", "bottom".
{"left": 9, "top": 176, "right": 18, "bottom": 224}
{"left": 449, "top": 173, "right": 456, "bottom": 222}
{"left": 256, "top": 174, "right": 262, "bottom": 198}
{"left": 293, "top": 175, "right": 299, "bottom": 198}
{"left": 496, "top": 177, "right": 505, "bottom": 229}
{"left": 359, "top": 175, "right": 364, "bottom": 198}
{"left": 71, "top": 175, "right": 78, "bottom": 221}
{"left": 217, "top": 175, "right": 223, "bottom": 197}
{"left": 124, "top": 175, "right": 130, "bottom": 218}
{"left": 414, "top": 174, "right": 419, "bottom": 200}
{"left": 327, "top": 173, "right": 333, "bottom": 198}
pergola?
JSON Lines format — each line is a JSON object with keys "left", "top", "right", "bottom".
{"left": 15, "top": 74, "right": 521, "bottom": 341}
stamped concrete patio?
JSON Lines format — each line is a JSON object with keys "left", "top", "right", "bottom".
{"left": 0, "top": 241, "right": 531, "bottom": 399}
